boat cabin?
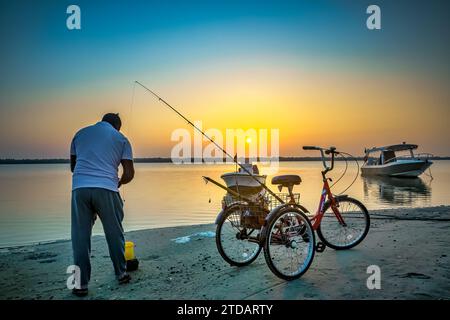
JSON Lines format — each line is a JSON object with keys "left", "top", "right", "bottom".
{"left": 364, "top": 143, "right": 417, "bottom": 165}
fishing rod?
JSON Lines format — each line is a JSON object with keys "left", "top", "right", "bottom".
{"left": 134, "top": 80, "right": 284, "bottom": 204}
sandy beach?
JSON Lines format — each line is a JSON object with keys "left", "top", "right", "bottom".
{"left": 0, "top": 206, "right": 449, "bottom": 300}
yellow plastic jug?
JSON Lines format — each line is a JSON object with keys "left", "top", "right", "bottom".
{"left": 125, "top": 241, "right": 135, "bottom": 261}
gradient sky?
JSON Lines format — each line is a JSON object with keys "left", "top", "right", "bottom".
{"left": 0, "top": 0, "right": 449, "bottom": 158}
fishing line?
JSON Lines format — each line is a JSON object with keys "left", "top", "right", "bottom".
{"left": 369, "top": 213, "right": 450, "bottom": 222}
{"left": 121, "top": 81, "right": 137, "bottom": 203}
{"left": 234, "top": 155, "right": 241, "bottom": 197}
{"left": 335, "top": 151, "right": 360, "bottom": 195}
{"left": 127, "top": 81, "right": 137, "bottom": 139}
{"left": 134, "top": 80, "right": 284, "bottom": 204}
{"left": 330, "top": 152, "right": 348, "bottom": 189}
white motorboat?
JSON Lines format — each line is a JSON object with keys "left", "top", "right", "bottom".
{"left": 361, "top": 143, "right": 433, "bottom": 178}
{"left": 221, "top": 163, "right": 267, "bottom": 196}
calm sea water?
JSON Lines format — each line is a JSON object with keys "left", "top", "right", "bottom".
{"left": 0, "top": 161, "right": 448, "bottom": 247}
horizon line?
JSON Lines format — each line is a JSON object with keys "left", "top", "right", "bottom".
{"left": 1, "top": 156, "right": 449, "bottom": 164}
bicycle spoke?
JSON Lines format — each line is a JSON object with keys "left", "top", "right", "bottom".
{"left": 266, "top": 211, "right": 314, "bottom": 277}
{"left": 219, "top": 208, "right": 260, "bottom": 264}
{"left": 319, "top": 199, "right": 368, "bottom": 248}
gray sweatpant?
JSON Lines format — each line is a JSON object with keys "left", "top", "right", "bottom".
{"left": 71, "top": 187, "right": 126, "bottom": 288}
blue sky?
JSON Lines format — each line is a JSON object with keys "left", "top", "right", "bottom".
{"left": 2, "top": 0, "right": 448, "bottom": 94}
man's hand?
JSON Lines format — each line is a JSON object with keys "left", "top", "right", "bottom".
{"left": 70, "top": 155, "right": 77, "bottom": 173}
{"left": 118, "top": 159, "right": 135, "bottom": 188}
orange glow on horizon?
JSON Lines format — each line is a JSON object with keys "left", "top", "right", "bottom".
{"left": 1, "top": 63, "right": 449, "bottom": 158}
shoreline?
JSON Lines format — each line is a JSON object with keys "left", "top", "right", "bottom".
{"left": 1, "top": 205, "right": 449, "bottom": 300}
{"left": 1, "top": 204, "right": 448, "bottom": 250}
{"left": 1, "top": 157, "right": 450, "bottom": 165}
{"left": 0, "top": 223, "right": 214, "bottom": 251}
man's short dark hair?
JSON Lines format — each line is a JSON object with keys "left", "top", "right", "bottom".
{"left": 102, "top": 113, "right": 122, "bottom": 130}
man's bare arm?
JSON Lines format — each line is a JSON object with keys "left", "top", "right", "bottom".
{"left": 70, "top": 155, "right": 77, "bottom": 173}
{"left": 118, "top": 159, "right": 135, "bottom": 188}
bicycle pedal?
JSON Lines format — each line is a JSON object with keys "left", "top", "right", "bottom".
{"left": 316, "top": 242, "right": 326, "bottom": 253}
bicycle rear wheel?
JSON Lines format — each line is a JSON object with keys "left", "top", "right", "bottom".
{"left": 317, "top": 197, "right": 370, "bottom": 250}
{"left": 216, "top": 205, "right": 262, "bottom": 266}
{"left": 263, "top": 206, "right": 315, "bottom": 280}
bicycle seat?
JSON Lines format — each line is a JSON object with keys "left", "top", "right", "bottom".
{"left": 271, "top": 175, "right": 301, "bottom": 187}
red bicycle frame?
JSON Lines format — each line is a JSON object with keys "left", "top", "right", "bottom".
{"left": 302, "top": 146, "right": 347, "bottom": 230}
{"left": 310, "top": 178, "right": 346, "bottom": 229}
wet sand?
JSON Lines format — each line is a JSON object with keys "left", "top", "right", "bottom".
{"left": 0, "top": 206, "right": 449, "bottom": 300}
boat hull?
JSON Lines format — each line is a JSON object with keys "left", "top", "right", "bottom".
{"left": 220, "top": 173, "right": 267, "bottom": 195}
{"left": 361, "top": 160, "right": 432, "bottom": 178}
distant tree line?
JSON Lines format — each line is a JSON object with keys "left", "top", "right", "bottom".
{"left": 0, "top": 156, "right": 449, "bottom": 165}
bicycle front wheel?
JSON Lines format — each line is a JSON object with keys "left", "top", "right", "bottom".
{"left": 263, "top": 207, "right": 315, "bottom": 280}
{"left": 317, "top": 197, "right": 370, "bottom": 250}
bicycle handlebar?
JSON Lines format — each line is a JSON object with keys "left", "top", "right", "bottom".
{"left": 302, "top": 145, "right": 339, "bottom": 174}
{"left": 303, "top": 146, "right": 338, "bottom": 153}
{"left": 302, "top": 146, "right": 319, "bottom": 150}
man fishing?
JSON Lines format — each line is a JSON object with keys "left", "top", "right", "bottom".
{"left": 70, "top": 113, "right": 135, "bottom": 297}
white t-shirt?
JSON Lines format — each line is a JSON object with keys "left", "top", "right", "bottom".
{"left": 70, "top": 121, "right": 133, "bottom": 192}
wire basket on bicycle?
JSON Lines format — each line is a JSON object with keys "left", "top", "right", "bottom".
{"left": 221, "top": 192, "right": 300, "bottom": 229}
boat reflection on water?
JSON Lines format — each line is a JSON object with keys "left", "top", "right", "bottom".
{"left": 362, "top": 176, "right": 431, "bottom": 206}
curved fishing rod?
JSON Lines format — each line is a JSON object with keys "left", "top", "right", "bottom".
{"left": 134, "top": 80, "right": 284, "bottom": 204}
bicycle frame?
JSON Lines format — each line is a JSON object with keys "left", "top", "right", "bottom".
{"left": 302, "top": 146, "right": 347, "bottom": 230}
{"left": 310, "top": 178, "right": 346, "bottom": 230}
